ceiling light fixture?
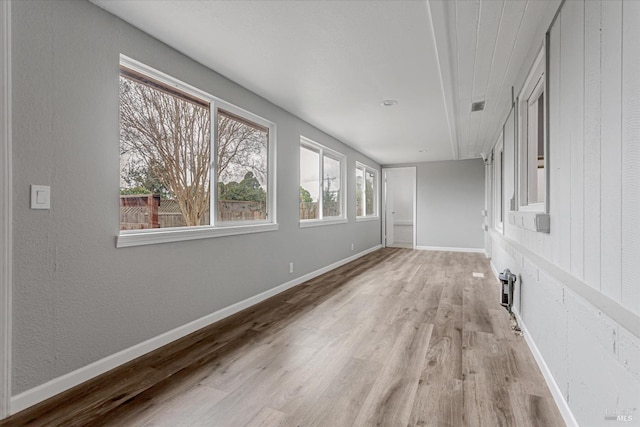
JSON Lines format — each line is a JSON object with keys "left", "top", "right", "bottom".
{"left": 380, "top": 99, "right": 398, "bottom": 107}
{"left": 418, "top": 149, "right": 428, "bottom": 153}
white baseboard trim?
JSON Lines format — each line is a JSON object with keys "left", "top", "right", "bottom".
{"left": 489, "top": 259, "right": 500, "bottom": 281}
{"left": 415, "top": 245, "right": 485, "bottom": 254}
{"left": 512, "top": 308, "right": 578, "bottom": 427}
{"left": 10, "top": 244, "right": 382, "bottom": 415}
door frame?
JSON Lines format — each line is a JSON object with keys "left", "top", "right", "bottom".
{"left": 382, "top": 167, "right": 416, "bottom": 249}
{"left": 1, "top": 0, "right": 12, "bottom": 418}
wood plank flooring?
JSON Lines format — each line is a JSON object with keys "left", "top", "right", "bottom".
{"left": 1, "top": 248, "right": 565, "bottom": 426}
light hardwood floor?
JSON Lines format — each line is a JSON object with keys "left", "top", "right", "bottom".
{"left": 1, "top": 248, "right": 565, "bottom": 426}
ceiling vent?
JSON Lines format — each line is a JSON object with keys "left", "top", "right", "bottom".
{"left": 471, "top": 101, "right": 485, "bottom": 112}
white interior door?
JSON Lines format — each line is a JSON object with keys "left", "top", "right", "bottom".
{"left": 385, "top": 173, "right": 395, "bottom": 246}
{"left": 382, "top": 167, "right": 416, "bottom": 249}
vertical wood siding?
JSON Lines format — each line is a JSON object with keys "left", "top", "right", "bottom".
{"left": 583, "top": 0, "right": 601, "bottom": 290}
{"left": 621, "top": 1, "right": 640, "bottom": 314}
{"left": 488, "top": 2, "right": 640, "bottom": 424}
{"left": 502, "top": 0, "right": 639, "bottom": 314}
{"left": 599, "top": 0, "right": 622, "bottom": 301}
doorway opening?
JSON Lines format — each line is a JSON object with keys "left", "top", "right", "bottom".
{"left": 382, "top": 167, "right": 416, "bottom": 249}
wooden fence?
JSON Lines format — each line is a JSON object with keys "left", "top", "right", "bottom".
{"left": 120, "top": 196, "right": 341, "bottom": 228}
{"left": 120, "top": 195, "right": 267, "bottom": 229}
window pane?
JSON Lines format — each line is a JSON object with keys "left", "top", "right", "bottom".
{"left": 527, "top": 90, "right": 544, "bottom": 204}
{"left": 217, "top": 110, "right": 269, "bottom": 222}
{"left": 365, "top": 170, "right": 375, "bottom": 216}
{"left": 323, "top": 155, "right": 341, "bottom": 218}
{"left": 500, "top": 150, "right": 504, "bottom": 223}
{"left": 536, "top": 92, "right": 545, "bottom": 203}
{"left": 356, "top": 167, "right": 364, "bottom": 217}
{"left": 119, "top": 70, "right": 211, "bottom": 230}
{"left": 300, "top": 146, "right": 320, "bottom": 220}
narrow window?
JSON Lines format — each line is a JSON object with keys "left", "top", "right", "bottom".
{"left": 299, "top": 137, "right": 346, "bottom": 224}
{"left": 322, "top": 154, "right": 342, "bottom": 218}
{"left": 356, "top": 163, "right": 378, "bottom": 219}
{"left": 355, "top": 167, "right": 365, "bottom": 217}
{"left": 299, "top": 145, "right": 320, "bottom": 220}
{"left": 217, "top": 110, "right": 269, "bottom": 223}
{"left": 500, "top": 150, "right": 504, "bottom": 224}
{"left": 519, "top": 48, "right": 546, "bottom": 210}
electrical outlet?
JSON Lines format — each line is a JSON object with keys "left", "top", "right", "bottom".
{"left": 351, "top": 243, "right": 355, "bottom": 251}
{"left": 289, "top": 262, "right": 294, "bottom": 274}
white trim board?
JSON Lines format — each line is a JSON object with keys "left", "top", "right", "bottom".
{"left": 0, "top": 0, "right": 12, "bottom": 419}
{"left": 512, "top": 308, "right": 579, "bottom": 427}
{"left": 10, "top": 245, "right": 382, "bottom": 414}
{"left": 416, "top": 245, "right": 485, "bottom": 254}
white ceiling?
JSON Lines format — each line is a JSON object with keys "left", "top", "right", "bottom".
{"left": 91, "top": 0, "right": 559, "bottom": 165}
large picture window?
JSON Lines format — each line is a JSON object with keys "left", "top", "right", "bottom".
{"left": 118, "top": 56, "right": 276, "bottom": 246}
{"left": 356, "top": 162, "right": 378, "bottom": 219}
{"left": 299, "top": 137, "right": 346, "bottom": 225}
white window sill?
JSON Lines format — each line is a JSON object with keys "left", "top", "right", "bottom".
{"left": 518, "top": 202, "right": 545, "bottom": 212}
{"left": 299, "top": 218, "right": 348, "bottom": 228}
{"left": 117, "top": 223, "right": 279, "bottom": 248}
{"left": 356, "top": 216, "right": 380, "bottom": 222}
{"left": 509, "top": 211, "right": 550, "bottom": 233}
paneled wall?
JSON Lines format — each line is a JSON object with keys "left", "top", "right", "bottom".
{"left": 487, "top": 1, "right": 640, "bottom": 425}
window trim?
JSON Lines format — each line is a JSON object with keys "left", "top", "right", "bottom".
{"left": 299, "top": 136, "right": 347, "bottom": 226}
{"left": 355, "top": 162, "right": 379, "bottom": 220}
{"left": 517, "top": 47, "right": 547, "bottom": 212}
{"left": 493, "top": 137, "right": 504, "bottom": 233}
{"left": 117, "top": 55, "right": 277, "bottom": 247}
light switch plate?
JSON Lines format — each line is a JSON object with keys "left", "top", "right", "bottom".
{"left": 31, "top": 185, "right": 50, "bottom": 210}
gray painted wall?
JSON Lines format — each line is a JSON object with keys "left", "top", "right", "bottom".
{"left": 11, "top": 0, "right": 381, "bottom": 394}
{"left": 414, "top": 159, "right": 484, "bottom": 249}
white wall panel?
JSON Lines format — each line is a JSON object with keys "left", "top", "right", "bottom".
{"left": 550, "top": 14, "right": 571, "bottom": 272}
{"left": 485, "top": 1, "right": 640, "bottom": 424}
{"left": 454, "top": 0, "right": 480, "bottom": 158}
{"left": 562, "top": 1, "right": 585, "bottom": 280}
{"left": 502, "top": 108, "right": 517, "bottom": 242}
{"left": 621, "top": 1, "right": 640, "bottom": 315}
{"left": 583, "top": 0, "right": 601, "bottom": 290}
{"left": 600, "top": 0, "right": 622, "bottom": 302}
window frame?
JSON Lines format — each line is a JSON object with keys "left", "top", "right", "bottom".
{"left": 117, "top": 55, "right": 277, "bottom": 248}
{"left": 517, "top": 48, "right": 547, "bottom": 213}
{"left": 493, "top": 136, "right": 504, "bottom": 233}
{"left": 299, "top": 136, "right": 347, "bottom": 227}
{"left": 355, "top": 162, "right": 379, "bottom": 221}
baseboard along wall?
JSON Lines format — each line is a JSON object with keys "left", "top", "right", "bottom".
{"left": 10, "top": 245, "right": 382, "bottom": 415}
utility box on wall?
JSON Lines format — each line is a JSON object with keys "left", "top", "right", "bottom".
{"left": 499, "top": 268, "right": 517, "bottom": 312}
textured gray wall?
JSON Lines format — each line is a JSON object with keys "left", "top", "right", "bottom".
{"left": 11, "top": 0, "right": 381, "bottom": 394}
{"left": 415, "top": 159, "right": 484, "bottom": 249}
